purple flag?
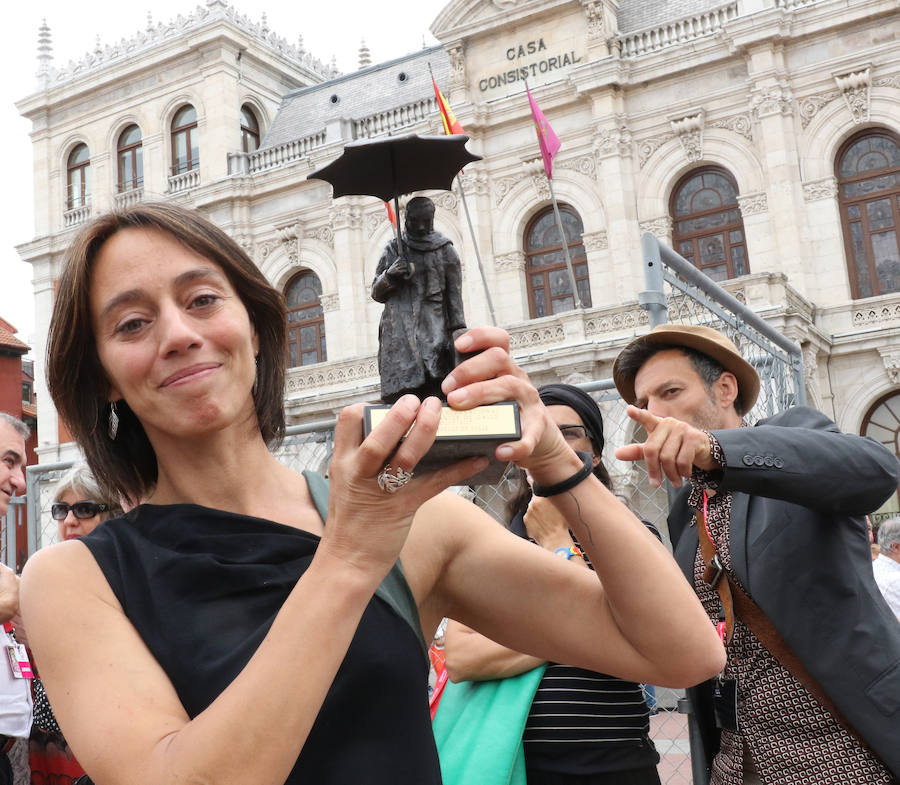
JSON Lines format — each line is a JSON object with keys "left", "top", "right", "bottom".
{"left": 526, "top": 85, "right": 561, "bottom": 179}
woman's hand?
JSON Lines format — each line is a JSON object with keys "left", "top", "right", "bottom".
{"left": 440, "top": 327, "right": 581, "bottom": 485}
{"left": 320, "top": 395, "right": 488, "bottom": 582}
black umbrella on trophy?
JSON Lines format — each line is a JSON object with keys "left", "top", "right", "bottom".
{"left": 308, "top": 133, "right": 519, "bottom": 484}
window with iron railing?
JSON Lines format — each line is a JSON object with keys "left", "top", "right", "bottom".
{"left": 171, "top": 105, "right": 199, "bottom": 176}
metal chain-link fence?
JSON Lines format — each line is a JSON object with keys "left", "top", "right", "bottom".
{"left": 13, "top": 236, "right": 803, "bottom": 785}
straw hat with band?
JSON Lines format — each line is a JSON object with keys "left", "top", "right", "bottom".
{"left": 613, "top": 324, "right": 760, "bottom": 413}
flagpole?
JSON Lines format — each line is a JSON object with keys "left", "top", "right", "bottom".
{"left": 456, "top": 181, "right": 496, "bottom": 325}
{"left": 524, "top": 77, "right": 582, "bottom": 310}
{"left": 428, "top": 61, "right": 496, "bottom": 325}
{"left": 547, "top": 176, "right": 583, "bottom": 310}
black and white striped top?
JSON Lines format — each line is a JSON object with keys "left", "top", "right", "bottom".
{"left": 510, "top": 512, "right": 660, "bottom": 776}
{"left": 523, "top": 664, "right": 659, "bottom": 774}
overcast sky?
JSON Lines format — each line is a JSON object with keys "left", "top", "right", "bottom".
{"left": 2, "top": 0, "right": 448, "bottom": 350}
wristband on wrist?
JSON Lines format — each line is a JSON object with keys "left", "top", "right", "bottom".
{"left": 554, "top": 544, "right": 584, "bottom": 560}
{"left": 531, "top": 451, "right": 593, "bottom": 497}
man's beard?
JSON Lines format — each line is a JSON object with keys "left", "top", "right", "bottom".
{"left": 687, "top": 393, "right": 726, "bottom": 431}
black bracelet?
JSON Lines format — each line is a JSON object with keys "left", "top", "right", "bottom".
{"left": 531, "top": 451, "right": 594, "bottom": 497}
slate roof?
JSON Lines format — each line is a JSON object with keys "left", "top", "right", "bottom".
{"left": 262, "top": 1, "right": 735, "bottom": 149}
{"left": 262, "top": 46, "right": 450, "bottom": 149}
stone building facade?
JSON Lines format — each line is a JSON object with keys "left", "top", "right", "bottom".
{"left": 16, "top": 0, "right": 900, "bottom": 521}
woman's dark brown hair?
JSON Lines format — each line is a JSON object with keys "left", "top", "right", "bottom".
{"left": 48, "top": 202, "right": 287, "bottom": 504}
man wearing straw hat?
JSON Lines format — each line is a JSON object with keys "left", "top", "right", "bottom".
{"left": 612, "top": 324, "right": 900, "bottom": 785}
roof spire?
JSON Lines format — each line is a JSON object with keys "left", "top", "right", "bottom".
{"left": 358, "top": 39, "right": 371, "bottom": 70}
{"left": 37, "top": 19, "right": 53, "bottom": 85}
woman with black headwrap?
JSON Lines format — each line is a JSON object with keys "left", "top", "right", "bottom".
{"left": 445, "top": 383, "right": 662, "bottom": 785}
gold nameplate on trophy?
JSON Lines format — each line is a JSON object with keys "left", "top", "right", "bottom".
{"left": 363, "top": 401, "right": 521, "bottom": 485}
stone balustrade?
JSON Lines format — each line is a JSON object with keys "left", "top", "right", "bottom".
{"left": 167, "top": 168, "right": 201, "bottom": 194}
{"left": 63, "top": 204, "right": 92, "bottom": 228}
{"left": 114, "top": 187, "right": 144, "bottom": 209}
{"left": 618, "top": 2, "right": 739, "bottom": 57}
{"left": 247, "top": 133, "right": 328, "bottom": 173}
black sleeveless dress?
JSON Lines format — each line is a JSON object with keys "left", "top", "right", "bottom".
{"left": 81, "top": 472, "right": 442, "bottom": 784}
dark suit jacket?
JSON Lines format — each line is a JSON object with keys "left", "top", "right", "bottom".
{"left": 668, "top": 407, "right": 900, "bottom": 780}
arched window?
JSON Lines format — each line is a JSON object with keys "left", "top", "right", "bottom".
{"left": 171, "top": 105, "right": 199, "bottom": 175}
{"left": 524, "top": 205, "right": 591, "bottom": 318}
{"left": 837, "top": 129, "right": 900, "bottom": 299}
{"left": 285, "top": 271, "right": 327, "bottom": 367}
{"left": 117, "top": 124, "right": 143, "bottom": 192}
{"left": 861, "top": 391, "right": 900, "bottom": 524}
{"left": 66, "top": 144, "right": 91, "bottom": 209}
{"left": 241, "top": 105, "right": 261, "bottom": 154}
{"left": 670, "top": 167, "right": 749, "bottom": 282}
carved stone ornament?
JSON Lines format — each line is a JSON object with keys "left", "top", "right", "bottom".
{"left": 304, "top": 224, "right": 335, "bottom": 247}
{"left": 531, "top": 173, "right": 552, "bottom": 202}
{"left": 737, "top": 192, "right": 768, "bottom": 217}
{"left": 286, "top": 357, "right": 379, "bottom": 394}
{"left": 584, "top": 308, "right": 649, "bottom": 336}
{"left": 435, "top": 191, "right": 459, "bottom": 214}
{"left": 509, "top": 324, "right": 567, "bottom": 350}
{"left": 582, "top": 0, "right": 605, "bottom": 40}
{"left": 874, "top": 74, "right": 900, "bottom": 90}
{"left": 708, "top": 114, "right": 753, "bottom": 142}
{"left": 45, "top": 1, "right": 338, "bottom": 87}
{"left": 556, "top": 155, "right": 598, "bottom": 181}
{"left": 448, "top": 43, "right": 466, "bottom": 90}
{"left": 802, "top": 177, "right": 838, "bottom": 202}
{"left": 854, "top": 303, "right": 900, "bottom": 328}
{"left": 670, "top": 112, "right": 704, "bottom": 163}
{"left": 834, "top": 68, "right": 871, "bottom": 125}
{"left": 878, "top": 346, "right": 900, "bottom": 384}
{"left": 798, "top": 92, "right": 838, "bottom": 129}
{"left": 319, "top": 292, "right": 340, "bottom": 313}
{"left": 494, "top": 251, "right": 526, "bottom": 272}
{"left": 750, "top": 84, "right": 793, "bottom": 120}
{"left": 458, "top": 171, "right": 490, "bottom": 197}
{"left": 581, "top": 230, "right": 608, "bottom": 252}
{"left": 494, "top": 173, "right": 529, "bottom": 207}
{"left": 257, "top": 239, "right": 279, "bottom": 261}
{"left": 637, "top": 135, "right": 673, "bottom": 169}
{"left": 639, "top": 216, "right": 673, "bottom": 238}
{"left": 366, "top": 212, "right": 385, "bottom": 238}
{"left": 331, "top": 205, "right": 362, "bottom": 231}
{"left": 276, "top": 223, "right": 300, "bottom": 265}
{"left": 594, "top": 121, "right": 634, "bottom": 159}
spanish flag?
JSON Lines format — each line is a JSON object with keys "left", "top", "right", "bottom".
{"left": 432, "top": 77, "right": 465, "bottom": 136}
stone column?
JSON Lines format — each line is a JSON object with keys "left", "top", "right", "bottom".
{"left": 746, "top": 42, "right": 811, "bottom": 297}
{"left": 330, "top": 201, "right": 370, "bottom": 358}
{"left": 591, "top": 100, "right": 641, "bottom": 306}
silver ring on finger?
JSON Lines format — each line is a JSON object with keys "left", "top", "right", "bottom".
{"left": 377, "top": 464, "right": 414, "bottom": 494}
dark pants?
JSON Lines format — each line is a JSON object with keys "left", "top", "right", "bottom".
{"left": 526, "top": 766, "right": 662, "bottom": 785}
{"left": 0, "top": 752, "right": 12, "bottom": 785}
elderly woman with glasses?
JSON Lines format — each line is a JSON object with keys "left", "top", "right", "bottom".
{"left": 50, "top": 464, "right": 122, "bottom": 543}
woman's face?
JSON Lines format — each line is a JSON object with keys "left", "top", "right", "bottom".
{"left": 89, "top": 227, "right": 259, "bottom": 449}
{"left": 545, "top": 404, "right": 601, "bottom": 469}
{"left": 55, "top": 490, "right": 106, "bottom": 541}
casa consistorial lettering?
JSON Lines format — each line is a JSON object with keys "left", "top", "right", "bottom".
{"left": 479, "top": 37, "right": 583, "bottom": 92}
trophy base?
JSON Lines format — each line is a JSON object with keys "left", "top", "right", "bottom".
{"left": 363, "top": 401, "right": 521, "bottom": 485}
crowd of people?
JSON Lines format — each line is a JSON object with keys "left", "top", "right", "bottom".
{"left": 0, "top": 201, "right": 897, "bottom": 785}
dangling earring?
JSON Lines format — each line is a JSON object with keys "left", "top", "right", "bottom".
{"left": 252, "top": 356, "right": 259, "bottom": 397}
{"left": 108, "top": 401, "right": 120, "bottom": 441}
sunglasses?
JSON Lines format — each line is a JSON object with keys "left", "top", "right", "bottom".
{"left": 51, "top": 501, "right": 109, "bottom": 521}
